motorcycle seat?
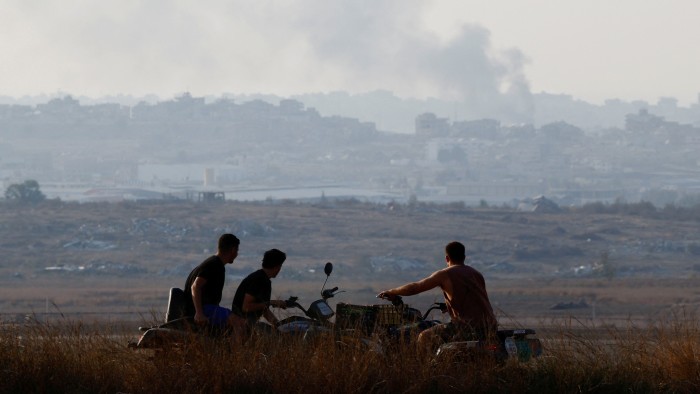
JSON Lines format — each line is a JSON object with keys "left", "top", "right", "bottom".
{"left": 165, "top": 287, "right": 186, "bottom": 323}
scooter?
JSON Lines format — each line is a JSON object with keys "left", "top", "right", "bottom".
{"left": 129, "top": 262, "right": 352, "bottom": 349}
{"left": 376, "top": 294, "right": 543, "bottom": 362}
{"left": 266, "top": 262, "right": 341, "bottom": 337}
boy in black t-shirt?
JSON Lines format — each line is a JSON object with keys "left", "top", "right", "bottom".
{"left": 232, "top": 248, "right": 288, "bottom": 326}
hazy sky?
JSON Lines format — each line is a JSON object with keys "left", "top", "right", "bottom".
{"left": 1, "top": 0, "right": 699, "bottom": 105}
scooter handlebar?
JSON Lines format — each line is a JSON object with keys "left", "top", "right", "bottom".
{"left": 284, "top": 296, "right": 299, "bottom": 308}
{"left": 377, "top": 293, "right": 404, "bottom": 307}
{"left": 321, "top": 287, "right": 339, "bottom": 299}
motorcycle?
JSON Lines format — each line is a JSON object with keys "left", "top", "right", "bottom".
{"left": 129, "top": 262, "right": 363, "bottom": 349}
{"left": 375, "top": 294, "right": 543, "bottom": 362}
{"left": 264, "top": 262, "right": 340, "bottom": 338}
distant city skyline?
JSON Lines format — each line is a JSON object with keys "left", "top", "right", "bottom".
{"left": 1, "top": 1, "right": 699, "bottom": 106}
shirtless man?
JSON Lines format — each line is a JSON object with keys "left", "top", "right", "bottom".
{"left": 377, "top": 241, "right": 497, "bottom": 350}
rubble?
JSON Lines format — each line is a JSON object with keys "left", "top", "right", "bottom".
{"left": 44, "top": 261, "right": 145, "bottom": 275}
{"left": 370, "top": 255, "right": 427, "bottom": 273}
{"left": 62, "top": 239, "right": 117, "bottom": 250}
{"left": 518, "top": 196, "right": 562, "bottom": 213}
{"left": 550, "top": 299, "right": 589, "bottom": 310}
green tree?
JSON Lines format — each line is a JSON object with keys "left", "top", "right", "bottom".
{"left": 4, "top": 180, "right": 46, "bottom": 203}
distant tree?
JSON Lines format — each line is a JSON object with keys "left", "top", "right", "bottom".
{"left": 599, "top": 251, "right": 615, "bottom": 281}
{"left": 408, "top": 194, "right": 418, "bottom": 209}
{"left": 4, "top": 180, "right": 46, "bottom": 203}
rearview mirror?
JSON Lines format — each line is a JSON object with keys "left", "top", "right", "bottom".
{"left": 324, "top": 262, "right": 333, "bottom": 276}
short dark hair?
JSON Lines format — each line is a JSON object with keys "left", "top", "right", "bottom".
{"left": 445, "top": 241, "right": 466, "bottom": 263}
{"left": 262, "top": 248, "right": 286, "bottom": 269}
{"left": 218, "top": 233, "right": 240, "bottom": 253}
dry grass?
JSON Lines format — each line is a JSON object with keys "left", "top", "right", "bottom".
{"left": 2, "top": 317, "right": 700, "bottom": 393}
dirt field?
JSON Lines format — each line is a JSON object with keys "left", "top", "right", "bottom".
{"left": 2, "top": 199, "right": 699, "bottom": 327}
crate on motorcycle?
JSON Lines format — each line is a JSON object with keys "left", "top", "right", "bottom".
{"left": 373, "top": 305, "right": 406, "bottom": 326}
{"left": 335, "top": 303, "right": 411, "bottom": 333}
{"left": 335, "top": 303, "right": 373, "bottom": 331}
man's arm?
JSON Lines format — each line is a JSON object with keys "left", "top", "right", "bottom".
{"left": 241, "top": 295, "right": 286, "bottom": 312}
{"left": 242, "top": 293, "right": 282, "bottom": 325}
{"left": 262, "top": 307, "right": 279, "bottom": 326}
{"left": 191, "top": 276, "right": 208, "bottom": 324}
{"left": 378, "top": 270, "right": 444, "bottom": 298}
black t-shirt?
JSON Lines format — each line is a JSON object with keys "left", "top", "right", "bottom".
{"left": 183, "top": 255, "right": 226, "bottom": 316}
{"left": 232, "top": 269, "right": 271, "bottom": 321}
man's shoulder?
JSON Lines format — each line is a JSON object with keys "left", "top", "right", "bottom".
{"left": 201, "top": 255, "right": 225, "bottom": 269}
{"left": 464, "top": 264, "right": 484, "bottom": 275}
{"left": 191, "top": 255, "right": 224, "bottom": 276}
{"left": 444, "top": 264, "right": 482, "bottom": 275}
{"left": 427, "top": 267, "right": 450, "bottom": 282}
{"left": 202, "top": 255, "right": 223, "bottom": 265}
{"left": 239, "top": 269, "right": 268, "bottom": 292}
{"left": 242, "top": 269, "right": 266, "bottom": 282}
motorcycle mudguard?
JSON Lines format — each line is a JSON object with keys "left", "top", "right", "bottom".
{"left": 132, "top": 317, "right": 230, "bottom": 350}
{"left": 134, "top": 327, "right": 191, "bottom": 349}
{"left": 434, "top": 340, "right": 487, "bottom": 362}
{"left": 277, "top": 316, "right": 317, "bottom": 334}
{"left": 139, "top": 316, "right": 195, "bottom": 332}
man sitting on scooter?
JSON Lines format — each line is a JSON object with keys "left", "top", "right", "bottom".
{"left": 377, "top": 241, "right": 498, "bottom": 351}
{"left": 232, "top": 248, "right": 288, "bottom": 328}
{"left": 183, "top": 233, "right": 246, "bottom": 331}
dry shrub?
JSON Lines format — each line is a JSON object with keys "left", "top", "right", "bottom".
{"left": 531, "top": 316, "right": 700, "bottom": 393}
{"left": 0, "top": 321, "right": 147, "bottom": 393}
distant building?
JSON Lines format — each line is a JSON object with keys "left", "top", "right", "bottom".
{"left": 197, "top": 191, "right": 225, "bottom": 202}
{"left": 415, "top": 113, "right": 449, "bottom": 137}
{"left": 625, "top": 109, "right": 665, "bottom": 132}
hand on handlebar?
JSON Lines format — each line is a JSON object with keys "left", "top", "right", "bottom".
{"left": 377, "top": 292, "right": 403, "bottom": 306}
{"left": 376, "top": 291, "right": 393, "bottom": 300}
{"left": 269, "top": 300, "right": 288, "bottom": 309}
{"left": 377, "top": 290, "right": 403, "bottom": 307}
{"left": 284, "top": 296, "right": 299, "bottom": 308}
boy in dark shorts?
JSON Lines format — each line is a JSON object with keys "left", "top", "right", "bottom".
{"left": 183, "top": 233, "right": 245, "bottom": 331}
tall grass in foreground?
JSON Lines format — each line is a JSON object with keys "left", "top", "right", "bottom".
{"left": 2, "top": 317, "right": 700, "bottom": 393}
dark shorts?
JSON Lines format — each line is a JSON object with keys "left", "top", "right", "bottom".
{"left": 203, "top": 304, "right": 232, "bottom": 328}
